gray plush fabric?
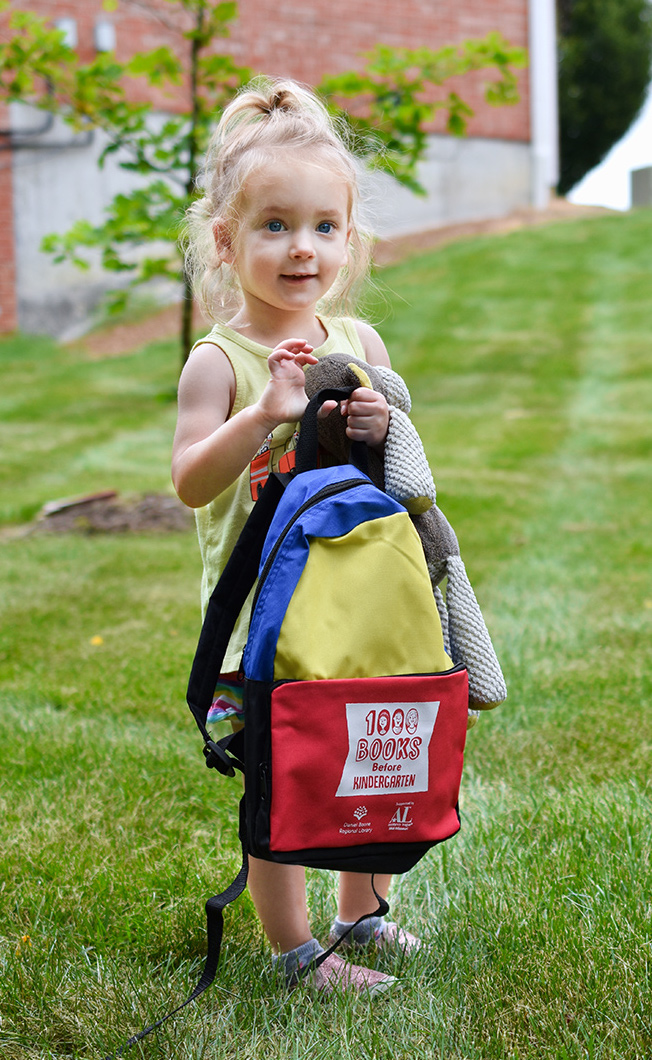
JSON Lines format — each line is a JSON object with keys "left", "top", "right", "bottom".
{"left": 303, "top": 354, "right": 507, "bottom": 720}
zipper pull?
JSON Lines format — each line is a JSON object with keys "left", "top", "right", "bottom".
{"left": 259, "top": 763, "right": 269, "bottom": 801}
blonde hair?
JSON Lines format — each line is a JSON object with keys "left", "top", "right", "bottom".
{"left": 184, "top": 78, "right": 372, "bottom": 321}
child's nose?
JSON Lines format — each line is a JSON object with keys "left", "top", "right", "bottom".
{"left": 289, "top": 229, "right": 316, "bottom": 259}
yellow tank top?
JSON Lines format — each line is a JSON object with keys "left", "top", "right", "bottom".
{"left": 193, "top": 316, "right": 367, "bottom": 673}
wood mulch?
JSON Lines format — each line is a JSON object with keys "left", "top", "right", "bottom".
{"left": 7, "top": 491, "right": 196, "bottom": 536}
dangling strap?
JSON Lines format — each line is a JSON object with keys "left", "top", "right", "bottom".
{"left": 102, "top": 826, "right": 249, "bottom": 1058}
{"left": 107, "top": 397, "right": 374, "bottom": 1054}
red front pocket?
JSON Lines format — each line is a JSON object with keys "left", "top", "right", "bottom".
{"left": 268, "top": 671, "right": 468, "bottom": 853}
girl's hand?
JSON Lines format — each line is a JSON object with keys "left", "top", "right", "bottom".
{"left": 258, "top": 338, "right": 318, "bottom": 427}
{"left": 320, "top": 388, "right": 390, "bottom": 449}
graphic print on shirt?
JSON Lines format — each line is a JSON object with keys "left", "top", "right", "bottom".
{"left": 249, "top": 428, "right": 300, "bottom": 500}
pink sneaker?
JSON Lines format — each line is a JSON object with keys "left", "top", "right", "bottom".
{"left": 328, "top": 919, "right": 422, "bottom": 954}
{"left": 296, "top": 953, "right": 397, "bottom": 997}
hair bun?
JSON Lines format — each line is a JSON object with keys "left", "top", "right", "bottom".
{"left": 261, "top": 88, "right": 293, "bottom": 115}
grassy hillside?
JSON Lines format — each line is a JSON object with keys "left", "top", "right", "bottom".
{"left": 1, "top": 210, "right": 650, "bottom": 1059}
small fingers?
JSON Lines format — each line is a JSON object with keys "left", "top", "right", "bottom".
{"left": 344, "top": 389, "right": 389, "bottom": 445}
{"left": 268, "top": 343, "right": 318, "bottom": 377}
{"left": 346, "top": 391, "right": 387, "bottom": 421}
{"left": 317, "top": 400, "right": 339, "bottom": 419}
{"left": 270, "top": 337, "right": 314, "bottom": 357}
{"left": 293, "top": 352, "right": 319, "bottom": 367}
{"left": 347, "top": 386, "right": 384, "bottom": 407}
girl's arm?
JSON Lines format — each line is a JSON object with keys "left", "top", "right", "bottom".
{"left": 172, "top": 338, "right": 317, "bottom": 508}
{"left": 354, "top": 320, "right": 392, "bottom": 370}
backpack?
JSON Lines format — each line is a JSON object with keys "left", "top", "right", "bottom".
{"left": 104, "top": 387, "right": 479, "bottom": 1056}
{"left": 189, "top": 385, "right": 468, "bottom": 930}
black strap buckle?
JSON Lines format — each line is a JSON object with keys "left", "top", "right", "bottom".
{"left": 203, "top": 738, "right": 236, "bottom": 777}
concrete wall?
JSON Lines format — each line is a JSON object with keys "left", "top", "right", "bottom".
{"left": 7, "top": 0, "right": 539, "bottom": 337}
{"left": 11, "top": 104, "right": 171, "bottom": 337}
{"left": 365, "top": 137, "right": 531, "bottom": 238}
{"left": 13, "top": 114, "right": 532, "bottom": 337}
{"left": 0, "top": 104, "right": 18, "bottom": 332}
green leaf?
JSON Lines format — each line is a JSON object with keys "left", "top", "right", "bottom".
{"left": 127, "top": 47, "right": 183, "bottom": 86}
{"left": 8, "top": 6, "right": 524, "bottom": 366}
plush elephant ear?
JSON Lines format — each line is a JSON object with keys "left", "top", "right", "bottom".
{"left": 383, "top": 407, "right": 436, "bottom": 513}
{"left": 372, "top": 365, "right": 412, "bottom": 413}
{"left": 444, "top": 556, "right": 508, "bottom": 709}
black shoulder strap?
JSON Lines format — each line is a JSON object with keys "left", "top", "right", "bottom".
{"left": 295, "top": 387, "right": 368, "bottom": 475}
{"left": 186, "top": 471, "right": 286, "bottom": 739}
{"left": 188, "top": 389, "right": 367, "bottom": 738}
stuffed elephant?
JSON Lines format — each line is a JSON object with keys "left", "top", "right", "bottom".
{"left": 303, "top": 353, "right": 507, "bottom": 725}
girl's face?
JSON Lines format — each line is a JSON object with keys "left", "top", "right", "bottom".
{"left": 219, "top": 151, "right": 351, "bottom": 319}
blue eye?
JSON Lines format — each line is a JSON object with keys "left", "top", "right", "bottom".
{"left": 317, "top": 222, "right": 334, "bottom": 234}
{"left": 266, "top": 220, "right": 284, "bottom": 232}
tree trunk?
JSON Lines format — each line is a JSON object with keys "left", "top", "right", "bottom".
{"left": 179, "top": 3, "right": 205, "bottom": 373}
{"left": 180, "top": 270, "right": 194, "bottom": 373}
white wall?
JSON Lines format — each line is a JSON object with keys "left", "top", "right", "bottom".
{"left": 12, "top": 110, "right": 532, "bottom": 337}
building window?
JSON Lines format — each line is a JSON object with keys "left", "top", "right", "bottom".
{"left": 54, "top": 17, "right": 77, "bottom": 48}
{"left": 94, "top": 21, "right": 117, "bottom": 53}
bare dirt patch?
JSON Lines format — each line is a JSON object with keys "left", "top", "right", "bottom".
{"left": 69, "top": 303, "right": 212, "bottom": 362}
{"left": 373, "top": 199, "right": 613, "bottom": 265}
{"left": 33, "top": 491, "right": 195, "bottom": 535}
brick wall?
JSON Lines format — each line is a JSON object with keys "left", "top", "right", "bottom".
{"left": 227, "top": 0, "right": 530, "bottom": 141}
{"left": 2, "top": 0, "right": 531, "bottom": 333}
{"left": 8, "top": 0, "right": 529, "bottom": 136}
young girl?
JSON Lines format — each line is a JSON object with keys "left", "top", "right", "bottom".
{"left": 172, "top": 78, "right": 420, "bottom": 995}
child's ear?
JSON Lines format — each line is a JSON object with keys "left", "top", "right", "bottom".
{"left": 213, "top": 219, "right": 234, "bottom": 264}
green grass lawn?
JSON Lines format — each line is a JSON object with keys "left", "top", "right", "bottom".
{"left": 1, "top": 210, "right": 651, "bottom": 1059}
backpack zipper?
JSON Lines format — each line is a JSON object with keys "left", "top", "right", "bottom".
{"left": 269, "top": 662, "right": 468, "bottom": 691}
{"left": 251, "top": 476, "right": 366, "bottom": 615}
